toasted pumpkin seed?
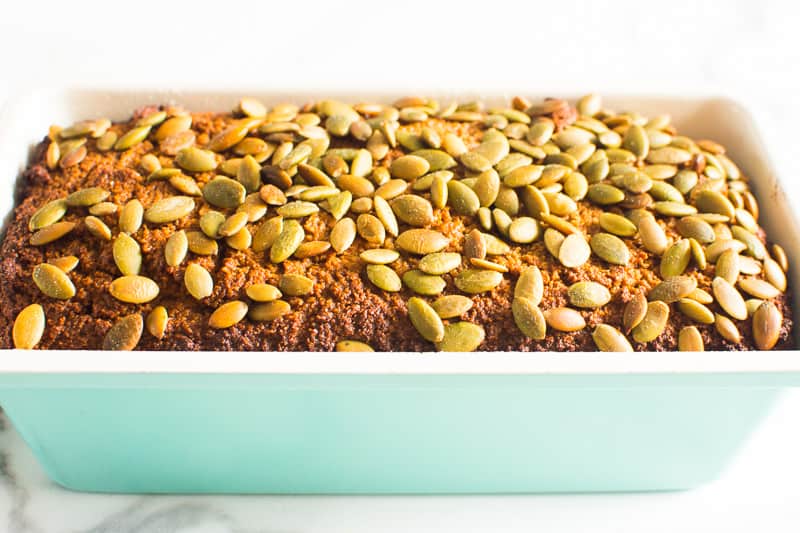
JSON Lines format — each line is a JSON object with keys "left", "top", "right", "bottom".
{"left": 587, "top": 183, "right": 625, "bottom": 205}
{"left": 407, "top": 297, "right": 445, "bottom": 342}
{"left": 590, "top": 232, "right": 629, "bottom": 265}
{"left": 109, "top": 275, "right": 159, "bottom": 303}
{"left": 246, "top": 283, "right": 282, "bottom": 302}
{"left": 32, "top": 263, "right": 75, "bottom": 299}
{"left": 359, "top": 249, "right": 400, "bottom": 265}
{"left": 66, "top": 187, "right": 109, "bottom": 207}
{"left": 270, "top": 219, "right": 305, "bottom": 263}
{"left": 731, "top": 225, "right": 767, "bottom": 260}
{"left": 695, "top": 190, "right": 735, "bottom": 219}
{"left": 187, "top": 230, "right": 218, "bottom": 256}
{"left": 568, "top": 281, "right": 611, "bottom": 309}
{"left": 592, "top": 324, "right": 634, "bottom": 352}
{"left": 660, "top": 239, "right": 691, "bottom": 277}
{"left": 738, "top": 277, "right": 781, "bottom": 299}
{"left": 364, "top": 264, "right": 401, "bottom": 292}
{"left": 184, "top": 263, "right": 213, "bottom": 300}
{"left": 558, "top": 233, "right": 591, "bottom": 268}
{"left": 336, "top": 340, "right": 374, "bottom": 352}
{"left": 678, "top": 326, "right": 704, "bottom": 351}
{"left": 85, "top": 215, "right": 111, "bottom": 240}
{"left": 402, "top": 269, "right": 446, "bottom": 295}
{"left": 113, "top": 233, "right": 141, "bottom": 275}
{"left": 677, "top": 298, "right": 715, "bottom": 324}
{"left": 435, "top": 321, "right": 485, "bottom": 352}
{"left": 145, "top": 306, "right": 169, "bottom": 339}
{"left": 418, "top": 252, "right": 461, "bottom": 275}
{"left": 48, "top": 255, "right": 79, "bottom": 272}
{"left": 432, "top": 295, "right": 473, "bottom": 319}
{"left": 544, "top": 307, "right": 586, "bottom": 332}
{"left": 209, "top": 300, "right": 248, "bottom": 329}
{"left": 88, "top": 202, "right": 117, "bottom": 216}
{"left": 632, "top": 301, "right": 669, "bottom": 343}
{"left": 249, "top": 300, "right": 291, "bottom": 321}
{"left": 30, "top": 220, "right": 76, "bottom": 245}
{"left": 623, "top": 292, "right": 648, "bottom": 333}
{"left": 204, "top": 177, "right": 247, "bottom": 209}
{"left": 649, "top": 275, "right": 697, "bottom": 303}
{"left": 715, "top": 249, "right": 740, "bottom": 284}
{"left": 390, "top": 155, "right": 430, "bottom": 180}
{"left": 253, "top": 216, "right": 283, "bottom": 252}
{"left": 764, "top": 257, "right": 787, "bottom": 292}
{"left": 514, "top": 266, "right": 543, "bottom": 306}
{"left": 103, "top": 314, "right": 143, "bottom": 350}
{"left": 164, "top": 230, "right": 189, "bottom": 266}
{"left": 144, "top": 196, "right": 195, "bottom": 224}
{"left": 715, "top": 313, "right": 741, "bottom": 343}
{"left": 455, "top": 269, "right": 503, "bottom": 294}
{"left": 508, "top": 217, "right": 540, "bottom": 244}
{"left": 114, "top": 126, "right": 151, "bottom": 151}
{"left": 753, "top": 301, "right": 782, "bottom": 350}
{"left": 637, "top": 215, "right": 668, "bottom": 254}
{"left": 279, "top": 274, "right": 315, "bottom": 296}
{"left": 712, "top": 276, "right": 747, "bottom": 320}
{"left": 599, "top": 212, "right": 637, "bottom": 237}
{"left": 512, "top": 297, "right": 546, "bottom": 339}
{"left": 396, "top": 229, "right": 449, "bottom": 255}
{"left": 12, "top": 304, "right": 45, "bottom": 349}
{"left": 390, "top": 194, "right": 433, "bottom": 227}
{"left": 29, "top": 199, "right": 67, "bottom": 230}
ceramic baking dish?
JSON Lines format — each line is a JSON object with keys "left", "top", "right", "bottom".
{"left": 0, "top": 89, "right": 798, "bottom": 494}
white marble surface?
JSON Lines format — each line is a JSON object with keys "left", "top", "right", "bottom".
{"left": 2, "top": 0, "right": 800, "bottom": 531}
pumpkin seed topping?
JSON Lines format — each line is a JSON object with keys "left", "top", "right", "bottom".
{"left": 13, "top": 304, "right": 45, "bottom": 349}
{"left": 103, "top": 314, "right": 144, "bottom": 350}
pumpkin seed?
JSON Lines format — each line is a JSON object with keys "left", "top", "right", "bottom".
{"left": 660, "top": 239, "right": 691, "bottom": 277}
{"left": 251, "top": 216, "right": 283, "bottom": 252}
{"left": 29, "top": 199, "right": 67, "bottom": 230}
{"left": 109, "top": 275, "right": 159, "bottom": 303}
{"left": 12, "top": 304, "right": 45, "bottom": 349}
{"left": 435, "top": 321, "right": 485, "bottom": 352}
{"left": 738, "top": 277, "right": 781, "bottom": 299}
{"left": 514, "top": 266, "right": 543, "bottom": 305}
{"left": 144, "top": 306, "right": 168, "bottom": 339}
{"left": 209, "top": 300, "right": 248, "bottom": 329}
{"left": 568, "top": 281, "right": 611, "bottom": 309}
{"left": 375, "top": 179, "right": 408, "bottom": 200}
{"left": 84, "top": 215, "right": 111, "bottom": 240}
{"left": 731, "top": 225, "right": 767, "bottom": 260}
{"left": 321, "top": 191, "right": 352, "bottom": 220}
{"left": 491, "top": 208, "right": 512, "bottom": 236}
{"left": 558, "top": 233, "right": 591, "bottom": 268}
{"left": 599, "top": 212, "right": 637, "bottom": 237}
{"left": 164, "top": 230, "right": 189, "bottom": 266}
{"left": 112, "top": 233, "right": 141, "bottom": 275}
{"left": 712, "top": 276, "right": 747, "bottom": 320}
{"left": 587, "top": 183, "right": 625, "bottom": 205}
{"left": 390, "top": 155, "right": 430, "bottom": 180}
{"left": 508, "top": 217, "right": 540, "bottom": 244}
{"left": 335, "top": 340, "right": 374, "bottom": 352}
{"left": 652, "top": 201, "right": 697, "bottom": 217}
{"left": 49, "top": 255, "right": 79, "bottom": 272}
{"left": 622, "top": 124, "right": 649, "bottom": 159}
{"left": 396, "top": 229, "right": 449, "bottom": 255}
{"left": 623, "top": 292, "right": 648, "bottom": 333}
{"left": 406, "top": 297, "right": 445, "bottom": 342}
{"left": 362, "top": 264, "right": 400, "bottom": 292}
{"left": 462, "top": 228, "right": 486, "bottom": 259}
{"left": 590, "top": 232, "right": 630, "bottom": 265}
{"left": 389, "top": 194, "right": 433, "bottom": 227}
{"left": 270, "top": 219, "right": 305, "bottom": 263}
{"left": 204, "top": 176, "right": 247, "bottom": 209}
{"left": 32, "top": 263, "right": 75, "bottom": 299}
{"left": 677, "top": 298, "right": 715, "bottom": 324}
{"left": 102, "top": 314, "right": 143, "bottom": 350}
{"left": 543, "top": 307, "right": 586, "bottom": 332}
{"left": 186, "top": 231, "right": 218, "bottom": 256}
{"left": 678, "top": 326, "right": 704, "bottom": 351}
{"left": 646, "top": 146, "right": 692, "bottom": 164}
{"left": 279, "top": 274, "right": 315, "bottom": 296}
{"left": 540, "top": 213, "right": 579, "bottom": 235}
{"left": 403, "top": 269, "right": 446, "bottom": 295}
{"left": 144, "top": 196, "right": 195, "bottom": 224}
{"left": 637, "top": 215, "right": 668, "bottom": 254}
{"left": 30, "top": 220, "right": 76, "bottom": 245}
{"left": 432, "top": 295, "right": 474, "bottom": 319}
{"left": 114, "top": 126, "right": 151, "bottom": 151}
{"left": 354, "top": 213, "right": 384, "bottom": 244}
{"left": 676, "top": 216, "right": 715, "bottom": 243}
{"left": 771, "top": 243, "right": 789, "bottom": 272}
{"left": 45, "top": 141, "right": 60, "bottom": 168}
{"left": 544, "top": 228, "right": 565, "bottom": 257}
{"left": 418, "top": 252, "right": 461, "bottom": 275}
{"left": 154, "top": 115, "right": 192, "bottom": 141}
{"left": 328, "top": 218, "right": 356, "bottom": 253}
{"left": 705, "top": 239, "right": 747, "bottom": 262}
{"left": 66, "top": 187, "right": 109, "bottom": 207}
{"left": 764, "top": 257, "right": 787, "bottom": 292}
{"left": 512, "top": 297, "right": 546, "bottom": 339}
{"left": 648, "top": 275, "right": 697, "bottom": 303}
{"left": 715, "top": 313, "right": 741, "bottom": 343}
{"left": 360, "top": 249, "right": 400, "bottom": 264}
{"left": 632, "top": 301, "right": 670, "bottom": 343}
{"left": 715, "top": 249, "right": 740, "bottom": 284}
{"left": 208, "top": 121, "right": 256, "bottom": 152}
{"left": 249, "top": 300, "right": 291, "bottom": 321}
{"left": 753, "top": 301, "right": 782, "bottom": 350}
{"left": 445, "top": 180, "right": 480, "bottom": 216}
{"left": 592, "top": 324, "right": 634, "bottom": 352}
{"left": 246, "top": 283, "right": 282, "bottom": 302}
{"left": 184, "top": 263, "right": 213, "bottom": 300}
{"left": 197, "top": 211, "right": 224, "bottom": 239}
{"left": 96, "top": 131, "right": 117, "bottom": 151}
{"left": 455, "top": 269, "right": 503, "bottom": 294}
{"left": 503, "top": 165, "right": 543, "bottom": 188}
{"left": 695, "top": 190, "right": 735, "bottom": 219}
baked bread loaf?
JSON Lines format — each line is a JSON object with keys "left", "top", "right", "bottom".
{"left": 0, "top": 94, "right": 793, "bottom": 351}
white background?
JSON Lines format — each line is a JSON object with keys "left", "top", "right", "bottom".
{"left": 1, "top": 1, "right": 800, "bottom": 531}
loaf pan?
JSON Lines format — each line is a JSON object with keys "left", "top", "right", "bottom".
{"left": 0, "top": 89, "right": 798, "bottom": 494}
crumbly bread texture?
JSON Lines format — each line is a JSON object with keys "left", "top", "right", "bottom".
{"left": 0, "top": 95, "right": 793, "bottom": 351}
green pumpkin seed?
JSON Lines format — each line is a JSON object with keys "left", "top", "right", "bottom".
{"left": 66, "top": 187, "right": 109, "bottom": 207}
{"left": 514, "top": 266, "right": 543, "bottom": 306}
{"left": 276, "top": 201, "right": 319, "bottom": 219}
{"left": 114, "top": 126, "right": 151, "bottom": 151}
{"left": 330, "top": 218, "right": 357, "bottom": 253}
{"left": 445, "top": 180, "right": 479, "bottom": 216}
{"left": 249, "top": 300, "right": 291, "bottom": 322}
{"left": 678, "top": 326, "right": 704, "bottom": 351}
{"left": 164, "top": 229, "right": 188, "bottom": 266}
{"left": 365, "top": 264, "right": 401, "bottom": 292}
{"left": 186, "top": 231, "right": 218, "bottom": 256}
{"left": 558, "top": 233, "right": 590, "bottom": 267}
{"left": 174, "top": 146, "right": 217, "bottom": 173}
{"left": 543, "top": 307, "right": 586, "bottom": 332}
{"left": 335, "top": 340, "right": 374, "bottom": 352}
{"left": 112, "top": 233, "right": 141, "bottom": 275}
{"left": 387, "top": 194, "right": 433, "bottom": 227}
{"left": 503, "top": 165, "right": 543, "bottom": 188}
{"left": 411, "top": 149, "right": 457, "bottom": 171}
{"left": 109, "top": 275, "right": 159, "bottom": 303}
{"left": 705, "top": 239, "right": 747, "bottom": 262}
{"left": 418, "top": 252, "right": 461, "bottom": 275}
{"left": 519, "top": 185, "right": 548, "bottom": 218}
{"left": 455, "top": 269, "right": 503, "bottom": 294}
{"left": 246, "top": 283, "right": 282, "bottom": 302}
{"left": 32, "top": 263, "right": 75, "bottom": 300}
{"left": 396, "top": 229, "right": 449, "bottom": 255}
{"left": 144, "top": 196, "right": 195, "bottom": 224}
{"left": 648, "top": 275, "right": 697, "bottom": 303}
{"left": 764, "top": 258, "right": 787, "bottom": 292}
{"left": 660, "top": 239, "right": 691, "bottom": 277}
{"left": 12, "top": 303, "right": 45, "bottom": 349}
{"left": 738, "top": 277, "right": 780, "bottom": 299}
{"left": 116, "top": 199, "right": 143, "bottom": 234}
{"left": 652, "top": 201, "right": 697, "bottom": 217}
{"left": 622, "top": 124, "right": 649, "bottom": 159}
{"left": 623, "top": 292, "right": 648, "bottom": 333}
{"left": 234, "top": 154, "right": 261, "bottom": 193}
{"left": 321, "top": 191, "right": 352, "bottom": 221}
{"left": 356, "top": 213, "right": 385, "bottom": 244}
{"left": 590, "top": 232, "right": 629, "bottom": 265}
{"left": 204, "top": 177, "right": 246, "bottom": 208}
{"left": 587, "top": 183, "right": 625, "bottom": 205}
{"left": 715, "top": 249, "right": 740, "bottom": 284}
{"left": 632, "top": 301, "right": 669, "bottom": 343}
{"left": 676, "top": 298, "right": 715, "bottom": 324}
{"left": 390, "top": 155, "right": 430, "bottom": 180}
{"left": 29, "top": 199, "right": 67, "bottom": 230}
{"left": 434, "top": 321, "right": 485, "bottom": 352}
{"left": 184, "top": 263, "right": 213, "bottom": 300}
{"left": 695, "top": 190, "right": 735, "bottom": 219}
{"left": 491, "top": 208, "right": 512, "bottom": 236}
{"left": 648, "top": 181, "right": 683, "bottom": 202}
{"left": 637, "top": 215, "right": 668, "bottom": 255}
{"left": 753, "top": 301, "right": 782, "bottom": 350}
{"left": 270, "top": 219, "right": 305, "bottom": 263}
{"left": 209, "top": 300, "right": 248, "bottom": 329}
{"left": 431, "top": 295, "right": 473, "bottom": 319}
{"left": 731, "top": 225, "right": 766, "bottom": 260}
{"left": 715, "top": 313, "right": 741, "bottom": 343}
{"left": 712, "top": 276, "right": 747, "bottom": 320}
{"left": 646, "top": 146, "right": 692, "bottom": 164}
{"left": 544, "top": 227, "right": 565, "bottom": 258}
{"left": 48, "top": 255, "right": 79, "bottom": 272}
{"left": 592, "top": 324, "right": 633, "bottom": 352}
{"left": 30, "top": 220, "right": 76, "bottom": 245}
{"left": 402, "top": 269, "right": 446, "bottom": 295}
{"left": 359, "top": 249, "right": 400, "bottom": 265}
{"left": 563, "top": 172, "right": 589, "bottom": 201}
{"left": 279, "top": 274, "right": 315, "bottom": 296}
{"left": 597, "top": 212, "right": 636, "bottom": 237}
{"left": 84, "top": 215, "right": 111, "bottom": 240}
{"left": 508, "top": 217, "right": 540, "bottom": 244}
{"left": 406, "top": 297, "right": 445, "bottom": 342}
{"left": 512, "top": 297, "right": 546, "bottom": 340}
{"left": 568, "top": 281, "right": 611, "bottom": 308}
{"left": 676, "top": 216, "right": 715, "bottom": 243}
{"left": 209, "top": 120, "right": 257, "bottom": 152}
{"left": 102, "top": 314, "right": 143, "bottom": 351}
{"left": 197, "top": 211, "right": 224, "bottom": 238}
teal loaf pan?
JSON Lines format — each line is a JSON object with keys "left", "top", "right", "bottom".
{"left": 0, "top": 90, "right": 799, "bottom": 493}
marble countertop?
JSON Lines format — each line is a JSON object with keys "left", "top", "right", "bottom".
{"left": 2, "top": 0, "right": 800, "bottom": 531}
